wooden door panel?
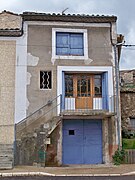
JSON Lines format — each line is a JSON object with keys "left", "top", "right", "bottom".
{"left": 76, "top": 97, "right": 93, "bottom": 109}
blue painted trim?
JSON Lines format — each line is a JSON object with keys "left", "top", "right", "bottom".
{"left": 62, "top": 71, "right": 65, "bottom": 110}
{"left": 102, "top": 72, "right": 109, "bottom": 110}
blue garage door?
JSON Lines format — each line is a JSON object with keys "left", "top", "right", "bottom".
{"left": 62, "top": 119, "right": 102, "bottom": 164}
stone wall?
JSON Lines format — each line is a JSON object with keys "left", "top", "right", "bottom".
{"left": 120, "top": 70, "right": 135, "bottom": 86}
{"left": 0, "top": 41, "right": 15, "bottom": 143}
{"left": 120, "top": 70, "right": 135, "bottom": 131}
{"left": 0, "top": 40, "right": 16, "bottom": 168}
{"left": 0, "top": 11, "right": 22, "bottom": 29}
{"left": 15, "top": 122, "right": 60, "bottom": 166}
{"left": 120, "top": 89, "right": 135, "bottom": 131}
{"left": 0, "top": 11, "right": 22, "bottom": 169}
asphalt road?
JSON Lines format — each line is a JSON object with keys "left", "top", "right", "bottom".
{"left": 0, "top": 175, "right": 135, "bottom": 180}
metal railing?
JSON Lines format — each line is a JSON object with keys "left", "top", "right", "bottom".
{"left": 16, "top": 94, "right": 62, "bottom": 132}
{"left": 16, "top": 94, "right": 115, "bottom": 133}
{"left": 62, "top": 95, "right": 115, "bottom": 113}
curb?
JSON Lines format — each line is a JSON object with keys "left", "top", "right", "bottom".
{"left": 55, "top": 174, "right": 121, "bottom": 176}
{"left": 0, "top": 171, "right": 135, "bottom": 177}
{"left": 0, "top": 172, "right": 55, "bottom": 177}
{"left": 122, "top": 171, "right": 135, "bottom": 175}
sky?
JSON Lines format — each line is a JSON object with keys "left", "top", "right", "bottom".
{"left": 0, "top": 0, "right": 135, "bottom": 70}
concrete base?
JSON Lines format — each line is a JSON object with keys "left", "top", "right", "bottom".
{"left": 0, "top": 144, "right": 14, "bottom": 169}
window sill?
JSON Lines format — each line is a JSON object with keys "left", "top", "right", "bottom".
{"left": 40, "top": 89, "right": 52, "bottom": 91}
{"left": 52, "top": 55, "right": 87, "bottom": 60}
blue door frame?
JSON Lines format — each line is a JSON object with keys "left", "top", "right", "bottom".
{"left": 62, "top": 72, "right": 109, "bottom": 111}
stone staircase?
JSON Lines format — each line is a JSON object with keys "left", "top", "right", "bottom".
{"left": 15, "top": 95, "right": 62, "bottom": 166}
{"left": 15, "top": 115, "right": 61, "bottom": 166}
{"left": 0, "top": 144, "right": 13, "bottom": 169}
{"left": 16, "top": 115, "right": 61, "bottom": 140}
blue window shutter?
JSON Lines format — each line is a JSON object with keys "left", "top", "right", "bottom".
{"left": 62, "top": 71, "right": 65, "bottom": 110}
{"left": 102, "top": 72, "right": 109, "bottom": 110}
{"left": 56, "top": 33, "right": 69, "bottom": 55}
{"left": 56, "top": 32, "right": 84, "bottom": 56}
{"left": 70, "top": 34, "right": 83, "bottom": 48}
{"left": 70, "top": 33, "right": 84, "bottom": 55}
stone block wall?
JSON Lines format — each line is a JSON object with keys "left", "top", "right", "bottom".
{"left": 120, "top": 89, "right": 135, "bottom": 131}
{"left": 0, "top": 11, "right": 22, "bottom": 29}
{"left": 15, "top": 122, "right": 60, "bottom": 166}
{"left": 120, "top": 70, "right": 135, "bottom": 86}
{"left": 0, "top": 40, "right": 16, "bottom": 169}
{"left": 120, "top": 70, "right": 135, "bottom": 131}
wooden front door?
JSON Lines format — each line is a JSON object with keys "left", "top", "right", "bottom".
{"left": 65, "top": 73, "right": 101, "bottom": 110}
{"left": 74, "top": 74, "right": 93, "bottom": 109}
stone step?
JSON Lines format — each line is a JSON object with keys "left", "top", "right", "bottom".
{"left": 0, "top": 163, "right": 13, "bottom": 169}
{"left": 0, "top": 144, "right": 13, "bottom": 147}
{"left": 0, "top": 155, "right": 13, "bottom": 160}
{"left": 0, "top": 146, "right": 13, "bottom": 151}
{"left": 0, "top": 148, "right": 13, "bottom": 151}
{"left": 0, "top": 150, "right": 13, "bottom": 156}
{"left": 0, "top": 144, "right": 14, "bottom": 169}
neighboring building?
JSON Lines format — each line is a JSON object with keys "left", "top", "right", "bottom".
{"left": 0, "top": 11, "right": 22, "bottom": 169}
{"left": 120, "top": 70, "right": 135, "bottom": 136}
{"left": 0, "top": 11, "right": 123, "bottom": 167}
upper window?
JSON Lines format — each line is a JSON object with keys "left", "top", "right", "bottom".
{"left": 56, "top": 32, "right": 84, "bottom": 56}
{"left": 52, "top": 28, "right": 88, "bottom": 60}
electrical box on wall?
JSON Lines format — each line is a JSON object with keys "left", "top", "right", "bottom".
{"left": 45, "top": 138, "right": 51, "bottom": 144}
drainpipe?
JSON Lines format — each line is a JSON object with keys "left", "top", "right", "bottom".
{"left": 113, "top": 42, "right": 124, "bottom": 149}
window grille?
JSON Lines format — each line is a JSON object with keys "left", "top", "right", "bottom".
{"left": 40, "top": 71, "right": 52, "bottom": 89}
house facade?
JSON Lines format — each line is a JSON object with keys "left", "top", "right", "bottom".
{"left": 0, "top": 11, "right": 22, "bottom": 169}
{"left": 14, "top": 12, "right": 122, "bottom": 165}
{"left": 0, "top": 11, "right": 122, "bottom": 167}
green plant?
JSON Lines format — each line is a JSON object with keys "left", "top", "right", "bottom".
{"left": 112, "top": 148, "right": 127, "bottom": 165}
{"left": 122, "top": 138, "right": 135, "bottom": 149}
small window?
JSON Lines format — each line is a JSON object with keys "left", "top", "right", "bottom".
{"left": 56, "top": 32, "right": 84, "bottom": 56}
{"left": 130, "top": 118, "right": 135, "bottom": 129}
{"left": 69, "top": 130, "right": 75, "bottom": 135}
{"left": 40, "top": 71, "right": 52, "bottom": 89}
{"left": 94, "top": 75, "right": 102, "bottom": 97}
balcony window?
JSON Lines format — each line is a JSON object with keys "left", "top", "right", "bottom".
{"left": 94, "top": 75, "right": 102, "bottom": 97}
{"left": 65, "top": 74, "right": 73, "bottom": 97}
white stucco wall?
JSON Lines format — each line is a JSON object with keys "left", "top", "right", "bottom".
{"left": 15, "top": 22, "right": 27, "bottom": 123}
{"left": 0, "top": 23, "right": 28, "bottom": 123}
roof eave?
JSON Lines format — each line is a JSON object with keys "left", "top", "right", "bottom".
{"left": 21, "top": 13, "right": 117, "bottom": 23}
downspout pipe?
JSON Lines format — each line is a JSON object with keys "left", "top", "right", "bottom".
{"left": 113, "top": 42, "right": 124, "bottom": 150}
{"left": 110, "top": 21, "right": 125, "bottom": 150}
